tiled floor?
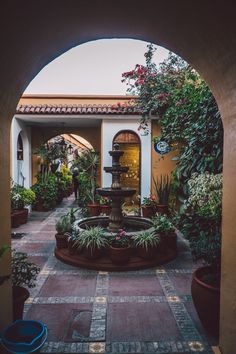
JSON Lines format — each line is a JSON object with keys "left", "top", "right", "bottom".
{"left": 10, "top": 196, "right": 218, "bottom": 353}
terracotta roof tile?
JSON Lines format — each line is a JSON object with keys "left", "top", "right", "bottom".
{"left": 16, "top": 103, "right": 141, "bottom": 115}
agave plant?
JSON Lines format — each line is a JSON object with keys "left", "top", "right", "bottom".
{"left": 153, "top": 174, "right": 172, "bottom": 205}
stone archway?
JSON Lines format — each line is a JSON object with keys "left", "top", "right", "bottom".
{"left": 1, "top": 2, "right": 236, "bottom": 352}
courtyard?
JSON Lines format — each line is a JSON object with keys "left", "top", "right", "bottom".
{"left": 8, "top": 195, "right": 218, "bottom": 354}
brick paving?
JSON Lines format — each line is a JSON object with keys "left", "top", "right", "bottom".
{"left": 11, "top": 196, "right": 218, "bottom": 353}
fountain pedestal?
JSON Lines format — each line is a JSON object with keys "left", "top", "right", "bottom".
{"left": 97, "top": 143, "right": 136, "bottom": 231}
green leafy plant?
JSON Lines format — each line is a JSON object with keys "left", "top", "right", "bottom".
{"left": 152, "top": 214, "right": 175, "bottom": 235}
{"left": 99, "top": 196, "right": 111, "bottom": 205}
{"left": 179, "top": 172, "right": 222, "bottom": 270}
{"left": 73, "top": 226, "right": 108, "bottom": 254}
{"left": 110, "top": 229, "right": 130, "bottom": 248}
{"left": 55, "top": 215, "right": 72, "bottom": 234}
{"left": 55, "top": 208, "right": 79, "bottom": 234}
{"left": 153, "top": 174, "right": 172, "bottom": 205}
{"left": 141, "top": 195, "right": 156, "bottom": 207}
{"left": 11, "top": 181, "right": 36, "bottom": 210}
{"left": 122, "top": 43, "right": 223, "bottom": 206}
{"left": 11, "top": 250, "right": 40, "bottom": 288}
{"left": 132, "top": 230, "right": 160, "bottom": 251}
{"left": 32, "top": 172, "right": 59, "bottom": 210}
{"left": 77, "top": 150, "right": 100, "bottom": 205}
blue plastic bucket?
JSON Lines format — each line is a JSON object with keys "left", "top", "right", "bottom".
{"left": 1, "top": 320, "right": 47, "bottom": 354}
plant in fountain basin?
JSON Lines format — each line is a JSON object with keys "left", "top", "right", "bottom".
{"left": 55, "top": 208, "right": 79, "bottom": 249}
{"left": 152, "top": 214, "right": 176, "bottom": 251}
{"left": 132, "top": 230, "right": 160, "bottom": 259}
{"left": 73, "top": 226, "right": 109, "bottom": 259}
{"left": 109, "top": 229, "right": 131, "bottom": 264}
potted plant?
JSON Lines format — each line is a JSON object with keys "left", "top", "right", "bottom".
{"left": 153, "top": 174, "right": 172, "bottom": 214}
{"left": 32, "top": 172, "right": 58, "bottom": 211}
{"left": 55, "top": 208, "right": 79, "bottom": 249}
{"left": 11, "top": 250, "right": 40, "bottom": 320}
{"left": 99, "top": 196, "right": 111, "bottom": 216}
{"left": 179, "top": 172, "right": 222, "bottom": 337}
{"left": 109, "top": 229, "right": 131, "bottom": 264}
{"left": 73, "top": 226, "right": 108, "bottom": 259}
{"left": 141, "top": 195, "right": 156, "bottom": 218}
{"left": 77, "top": 149, "right": 100, "bottom": 216}
{"left": 11, "top": 181, "right": 36, "bottom": 227}
{"left": 152, "top": 214, "right": 177, "bottom": 252}
{"left": 132, "top": 230, "right": 160, "bottom": 259}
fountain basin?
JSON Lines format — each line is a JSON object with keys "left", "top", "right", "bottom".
{"left": 55, "top": 216, "right": 177, "bottom": 271}
{"left": 97, "top": 187, "right": 136, "bottom": 197}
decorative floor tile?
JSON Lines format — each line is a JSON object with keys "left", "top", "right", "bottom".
{"left": 89, "top": 342, "right": 106, "bottom": 353}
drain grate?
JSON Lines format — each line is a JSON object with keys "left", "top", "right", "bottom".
{"left": 11, "top": 232, "right": 26, "bottom": 239}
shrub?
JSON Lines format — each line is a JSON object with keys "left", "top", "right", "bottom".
{"left": 11, "top": 250, "right": 40, "bottom": 288}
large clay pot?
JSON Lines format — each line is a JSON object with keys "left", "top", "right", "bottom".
{"left": 141, "top": 206, "right": 155, "bottom": 218}
{"left": 156, "top": 204, "right": 169, "bottom": 215}
{"left": 55, "top": 233, "right": 68, "bottom": 249}
{"left": 13, "top": 286, "right": 30, "bottom": 321}
{"left": 137, "top": 246, "right": 159, "bottom": 260}
{"left": 11, "top": 209, "right": 29, "bottom": 228}
{"left": 83, "top": 247, "right": 102, "bottom": 260}
{"left": 191, "top": 266, "right": 220, "bottom": 337}
{"left": 100, "top": 205, "right": 112, "bottom": 216}
{"left": 109, "top": 245, "right": 131, "bottom": 264}
{"left": 87, "top": 204, "right": 100, "bottom": 217}
{"left": 166, "top": 232, "right": 177, "bottom": 251}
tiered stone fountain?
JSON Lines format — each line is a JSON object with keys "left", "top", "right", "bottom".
{"left": 55, "top": 144, "right": 177, "bottom": 270}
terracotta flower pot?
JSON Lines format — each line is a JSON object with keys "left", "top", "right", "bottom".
{"left": 83, "top": 247, "right": 102, "bottom": 260}
{"left": 109, "top": 245, "right": 131, "bottom": 264}
{"left": 11, "top": 209, "right": 28, "bottom": 228}
{"left": 13, "top": 285, "right": 30, "bottom": 321}
{"left": 55, "top": 233, "right": 68, "bottom": 249}
{"left": 137, "top": 246, "right": 159, "bottom": 260}
{"left": 141, "top": 206, "right": 155, "bottom": 218}
{"left": 100, "top": 205, "right": 112, "bottom": 216}
{"left": 156, "top": 204, "right": 169, "bottom": 215}
{"left": 68, "top": 239, "right": 77, "bottom": 255}
{"left": 191, "top": 266, "right": 220, "bottom": 337}
{"left": 166, "top": 232, "right": 177, "bottom": 251}
{"left": 87, "top": 204, "right": 100, "bottom": 217}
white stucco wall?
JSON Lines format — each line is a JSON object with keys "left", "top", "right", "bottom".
{"left": 101, "top": 119, "right": 151, "bottom": 202}
{"left": 11, "top": 117, "right": 32, "bottom": 188}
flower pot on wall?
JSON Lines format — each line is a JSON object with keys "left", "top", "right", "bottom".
{"left": 191, "top": 266, "right": 220, "bottom": 337}
{"left": 137, "top": 246, "right": 159, "bottom": 260}
{"left": 55, "top": 233, "right": 68, "bottom": 249}
{"left": 83, "top": 247, "right": 103, "bottom": 260}
{"left": 166, "top": 232, "right": 177, "bottom": 251}
{"left": 109, "top": 245, "right": 131, "bottom": 265}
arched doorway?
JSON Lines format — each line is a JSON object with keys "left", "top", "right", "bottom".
{"left": 1, "top": 4, "right": 236, "bottom": 351}
{"left": 113, "top": 130, "right": 141, "bottom": 205}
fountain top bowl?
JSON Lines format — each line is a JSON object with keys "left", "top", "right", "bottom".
{"left": 97, "top": 187, "right": 136, "bottom": 197}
